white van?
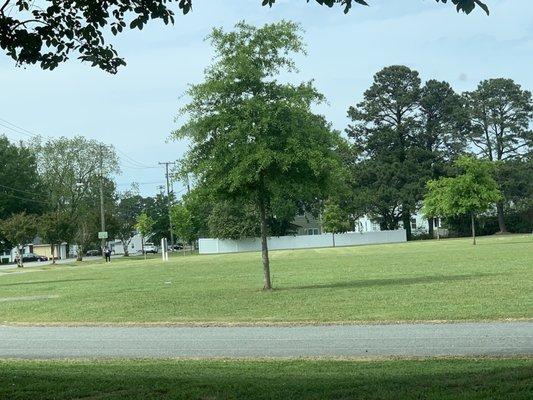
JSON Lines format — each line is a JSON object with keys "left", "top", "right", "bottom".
{"left": 143, "top": 243, "right": 158, "bottom": 254}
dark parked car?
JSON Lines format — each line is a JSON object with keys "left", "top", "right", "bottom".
{"left": 171, "top": 243, "right": 184, "bottom": 250}
{"left": 86, "top": 249, "right": 101, "bottom": 257}
{"left": 21, "top": 253, "right": 48, "bottom": 262}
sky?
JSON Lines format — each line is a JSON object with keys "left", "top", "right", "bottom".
{"left": 1, "top": 0, "right": 532, "bottom": 197}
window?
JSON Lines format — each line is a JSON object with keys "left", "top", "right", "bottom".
{"left": 434, "top": 217, "right": 440, "bottom": 228}
{"left": 307, "top": 228, "right": 319, "bottom": 235}
{"left": 410, "top": 218, "right": 417, "bottom": 229}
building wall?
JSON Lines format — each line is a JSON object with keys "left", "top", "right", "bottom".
{"left": 199, "top": 229, "right": 406, "bottom": 254}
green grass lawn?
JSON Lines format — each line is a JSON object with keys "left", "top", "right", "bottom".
{"left": 0, "top": 234, "right": 531, "bottom": 324}
{"left": 1, "top": 358, "right": 532, "bottom": 399}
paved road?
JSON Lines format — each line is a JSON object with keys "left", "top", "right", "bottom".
{"left": 1, "top": 322, "right": 532, "bottom": 359}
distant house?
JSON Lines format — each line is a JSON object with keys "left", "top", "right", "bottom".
{"left": 292, "top": 214, "right": 322, "bottom": 236}
{"left": 354, "top": 213, "right": 448, "bottom": 237}
{"left": 5, "top": 236, "right": 67, "bottom": 263}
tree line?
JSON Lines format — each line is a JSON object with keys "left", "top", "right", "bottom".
{"left": 0, "top": 135, "right": 173, "bottom": 266}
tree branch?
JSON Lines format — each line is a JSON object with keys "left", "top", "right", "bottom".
{"left": 0, "top": 1, "right": 10, "bottom": 13}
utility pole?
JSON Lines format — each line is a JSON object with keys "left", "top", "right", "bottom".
{"left": 99, "top": 145, "right": 106, "bottom": 258}
{"left": 159, "top": 161, "right": 176, "bottom": 250}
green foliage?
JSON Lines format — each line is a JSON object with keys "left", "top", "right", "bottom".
{"left": 0, "top": 136, "right": 43, "bottom": 220}
{"left": 34, "top": 136, "right": 119, "bottom": 252}
{"left": 115, "top": 189, "right": 145, "bottom": 255}
{"left": 0, "top": 211, "right": 38, "bottom": 246}
{"left": 207, "top": 200, "right": 260, "bottom": 240}
{"left": 140, "top": 192, "right": 172, "bottom": 244}
{"left": 170, "top": 189, "right": 210, "bottom": 244}
{"left": 465, "top": 78, "right": 532, "bottom": 163}
{"left": 136, "top": 212, "right": 155, "bottom": 238}
{"left": 346, "top": 65, "right": 434, "bottom": 238}
{"left": 423, "top": 156, "right": 501, "bottom": 218}
{"left": 322, "top": 200, "right": 350, "bottom": 234}
{"left": 0, "top": 211, "right": 38, "bottom": 265}
{"left": 174, "top": 21, "right": 341, "bottom": 288}
{"left": 39, "top": 211, "right": 74, "bottom": 254}
{"left": 0, "top": 1, "right": 487, "bottom": 73}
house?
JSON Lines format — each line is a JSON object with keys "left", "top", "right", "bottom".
{"left": 292, "top": 214, "right": 322, "bottom": 236}
{"left": 5, "top": 236, "right": 67, "bottom": 263}
{"left": 354, "top": 213, "right": 448, "bottom": 237}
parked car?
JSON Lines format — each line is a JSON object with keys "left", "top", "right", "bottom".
{"left": 143, "top": 243, "right": 158, "bottom": 254}
{"left": 171, "top": 243, "right": 184, "bottom": 250}
{"left": 21, "top": 253, "right": 48, "bottom": 262}
{"left": 85, "top": 249, "right": 101, "bottom": 257}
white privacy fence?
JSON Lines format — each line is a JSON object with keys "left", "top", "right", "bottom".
{"left": 199, "top": 230, "right": 406, "bottom": 254}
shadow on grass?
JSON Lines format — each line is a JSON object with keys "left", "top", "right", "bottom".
{"left": 0, "top": 278, "right": 99, "bottom": 287}
{"left": 0, "top": 360, "right": 531, "bottom": 400}
{"left": 282, "top": 273, "right": 499, "bottom": 291}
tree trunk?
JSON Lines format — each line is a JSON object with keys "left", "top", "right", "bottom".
{"left": 51, "top": 244, "right": 56, "bottom": 265}
{"left": 471, "top": 212, "right": 476, "bottom": 245}
{"left": 428, "top": 218, "right": 434, "bottom": 238}
{"left": 496, "top": 202, "right": 508, "bottom": 233}
{"left": 76, "top": 245, "right": 83, "bottom": 261}
{"left": 402, "top": 211, "right": 412, "bottom": 240}
{"left": 17, "top": 245, "right": 23, "bottom": 268}
{"left": 142, "top": 236, "right": 146, "bottom": 260}
{"left": 123, "top": 240, "right": 129, "bottom": 257}
{"left": 332, "top": 232, "right": 336, "bottom": 247}
{"left": 258, "top": 197, "right": 272, "bottom": 291}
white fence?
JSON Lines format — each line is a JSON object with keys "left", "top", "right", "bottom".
{"left": 198, "top": 230, "right": 406, "bottom": 254}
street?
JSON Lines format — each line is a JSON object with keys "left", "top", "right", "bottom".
{"left": 1, "top": 322, "right": 531, "bottom": 359}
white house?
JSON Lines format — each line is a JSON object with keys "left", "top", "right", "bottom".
{"left": 354, "top": 213, "right": 448, "bottom": 237}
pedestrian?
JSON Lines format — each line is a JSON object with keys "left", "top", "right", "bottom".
{"left": 105, "top": 247, "right": 111, "bottom": 263}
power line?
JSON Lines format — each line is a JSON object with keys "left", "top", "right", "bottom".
{"left": 0, "top": 117, "right": 41, "bottom": 138}
{"left": 0, "top": 191, "right": 52, "bottom": 205}
{"left": 115, "top": 148, "right": 159, "bottom": 169}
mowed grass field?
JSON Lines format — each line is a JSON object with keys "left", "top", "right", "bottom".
{"left": 0, "top": 234, "right": 531, "bottom": 324}
{"left": 1, "top": 358, "right": 532, "bottom": 400}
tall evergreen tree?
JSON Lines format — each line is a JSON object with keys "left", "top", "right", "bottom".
{"left": 347, "top": 65, "right": 430, "bottom": 239}
{"left": 464, "top": 78, "right": 533, "bottom": 233}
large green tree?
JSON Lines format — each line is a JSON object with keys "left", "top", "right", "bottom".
{"left": 0, "top": 0, "right": 487, "bottom": 73}
{"left": 35, "top": 136, "right": 119, "bottom": 260}
{"left": 0, "top": 136, "right": 43, "bottom": 219}
{"left": 423, "top": 156, "right": 501, "bottom": 245}
{"left": 173, "top": 21, "right": 341, "bottom": 290}
{"left": 464, "top": 78, "right": 533, "bottom": 233}
{"left": 347, "top": 65, "right": 432, "bottom": 239}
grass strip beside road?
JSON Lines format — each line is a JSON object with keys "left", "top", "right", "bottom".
{"left": 1, "top": 358, "right": 532, "bottom": 400}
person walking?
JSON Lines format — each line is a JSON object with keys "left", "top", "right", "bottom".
{"left": 104, "top": 247, "right": 112, "bottom": 263}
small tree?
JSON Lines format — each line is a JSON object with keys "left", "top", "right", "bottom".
{"left": 423, "top": 156, "right": 501, "bottom": 245}
{"left": 39, "top": 211, "right": 73, "bottom": 264}
{"left": 136, "top": 213, "right": 155, "bottom": 259}
{"left": 322, "top": 200, "right": 350, "bottom": 247}
{"left": 0, "top": 212, "right": 38, "bottom": 267}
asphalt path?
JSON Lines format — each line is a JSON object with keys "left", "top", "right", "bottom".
{"left": 1, "top": 322, "right": 532, "bottom": 359}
